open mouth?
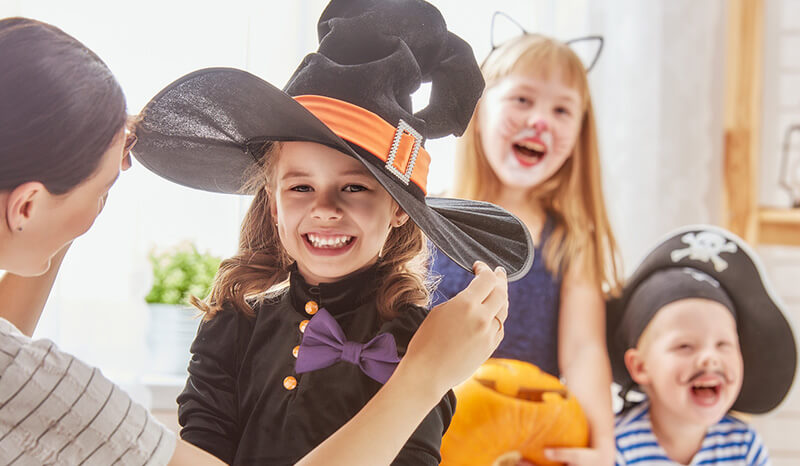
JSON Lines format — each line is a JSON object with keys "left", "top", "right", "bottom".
{"left": 689, "top": 379, "right": 722, "bottom": 405}
{"left": 512, "top": 139, "right": 547, "bottom": 166}
{"left": 304, "top": 233, "right": 355, "bottom": 250}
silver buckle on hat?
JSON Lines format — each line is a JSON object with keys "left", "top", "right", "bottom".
{"left": 386, "top": 119, "right": 423, "bottom": 185}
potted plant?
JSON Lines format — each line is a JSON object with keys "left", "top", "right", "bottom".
{"left": 145, "top": 242, "right": 221, "bottom": 375}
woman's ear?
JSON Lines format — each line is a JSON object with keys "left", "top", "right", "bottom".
{"left": 624, "top": 347, "right": 650, "bottom": 386}
{"left": 5, "top": 182, "right": 46, "bottom": 231}
{"left": 391, "top": 204, "right": 410, "bottom": 228}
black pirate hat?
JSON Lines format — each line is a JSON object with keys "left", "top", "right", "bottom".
{"left": 132, "top": 0, "right": 532, "bottom": 280}
{"left": 607, "top": 225, "right": 797, "bottom": 414}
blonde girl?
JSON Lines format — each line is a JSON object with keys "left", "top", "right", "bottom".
{"left": 431, "top": 33, "right": 622, "bottom": 465}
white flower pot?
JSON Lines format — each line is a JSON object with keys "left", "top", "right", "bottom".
{"left": 146, "top": 303, "right": 201, "bottom": 375}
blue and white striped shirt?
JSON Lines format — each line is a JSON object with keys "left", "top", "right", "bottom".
{"left": 615, "top": 401, "right": 769, "bottom": 465}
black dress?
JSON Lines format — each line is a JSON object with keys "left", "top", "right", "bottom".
{"left": 177, "top": 264, "right": 455, "bottom": 465}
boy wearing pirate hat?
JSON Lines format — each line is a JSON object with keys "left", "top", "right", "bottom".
{"left": 607, "top": 225, "right": 797, "bottom": 465}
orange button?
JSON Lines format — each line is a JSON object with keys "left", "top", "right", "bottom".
{"left": 299, "top": 320, "right": 309, "bottom": 333}
{"left": 292, "top": 345, "right": 300, "bottom": 358}
{"left": 283, "top": 376, "right": 297, "bottom": 390}
{"left": 305, "top": 300, "right": 319, "bottom": 315}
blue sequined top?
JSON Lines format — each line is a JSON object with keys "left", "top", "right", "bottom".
{"left": 430, "top": 218, "right": 563, "bottom": 376}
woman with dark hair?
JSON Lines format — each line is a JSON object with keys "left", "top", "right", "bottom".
{"left": 0, "top": 17, "right": 508, "bottom": 465}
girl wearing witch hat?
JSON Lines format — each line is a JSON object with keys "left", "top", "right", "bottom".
{"left": 132, "top": 0, "right": 532, "bottom": 464}
{"left": 608, "top": 225, "right": 797, "bottom": 465}
{"left": 0, "top": 14, "right": 516, "bottom": 466}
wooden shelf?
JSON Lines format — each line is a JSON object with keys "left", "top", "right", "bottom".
{"left": 722, "top": 0, "right": 763, "bottom": 243}
{"left": 758, "top": 207, "right": 800, "bottom": 245}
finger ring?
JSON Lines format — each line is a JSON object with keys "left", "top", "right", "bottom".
{"left": 493, "top": 315, "right": 503, "bottom": 331}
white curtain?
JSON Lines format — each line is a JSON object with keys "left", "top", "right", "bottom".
{"left": 585, "top": 0, "right": 726, "bottom": 269}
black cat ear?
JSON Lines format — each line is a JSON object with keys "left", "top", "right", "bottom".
{"left": 565, "top": 35, "right": 604, "bottom": 72}
{"left": 490, "top": 11, "right": 528, "bottom": 51}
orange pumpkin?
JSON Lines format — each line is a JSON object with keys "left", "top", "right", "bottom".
{"left": 440, "top": 359, "right": 589, "bottom": 466}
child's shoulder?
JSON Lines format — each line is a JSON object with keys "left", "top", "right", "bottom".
{"left": 697, "top": 414, "right": 769, "bottom": 464}
{"left": 377, "top": 302, "right": 430, "bottom": 353}
{"left": 613, "top": 402, "right": 660, "bottom": 463}
{"left": 201, "top": 288, "right": 290, "bottom": 330}
{"left": 710, "top": 413, "right": 760, "bottom": 437}
{"left": 386, "top": 302, "right": 429, "bottom": 327}
{"left": 614, "top": 401, "right": 652, "bottom": 433}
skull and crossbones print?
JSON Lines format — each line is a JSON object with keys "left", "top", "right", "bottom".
{"left": 670, "top": 231, "right": 738, "bottom": 272}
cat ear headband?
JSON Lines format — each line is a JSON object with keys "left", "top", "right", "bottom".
{"left": 489, "top": 11, "right": 604, "bottom": 72}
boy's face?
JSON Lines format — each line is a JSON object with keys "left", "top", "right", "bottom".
{"left": 624, "top": 298, "right": 743, "bottom": 428}
{"left": 271, "top": 141, "right": 408, "bottom": 285}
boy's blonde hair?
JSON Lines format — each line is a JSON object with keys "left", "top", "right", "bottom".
{"left": 192, "top": 142, "right": 432, "bottom": 320}
{"left": 454, "top": 33, "right": 621, "bottom": 295}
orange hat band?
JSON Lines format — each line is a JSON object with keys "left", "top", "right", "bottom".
{"left": 294, "top": 95, "right": 430, "bottom": 195}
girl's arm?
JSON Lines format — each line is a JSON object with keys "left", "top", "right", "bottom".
{"left": 168, "top": 262, "right": 507, "bottom": 466}
{"left": 296, "top": 261, "right": 508, "bottom": 466}
{"left": 545, "top": 256, "right": 615, "bottom": 466}
{"left": 0, "top": 244, "right": 69, "bottom": 336}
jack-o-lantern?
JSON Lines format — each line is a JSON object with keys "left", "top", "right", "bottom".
{"left": 441, "top": 359, "right": 588, "bottom": 466}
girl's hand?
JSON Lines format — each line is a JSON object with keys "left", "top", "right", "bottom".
{"left": 543, "top": 446, "right": 615, "bottom": 466}
{"left": 401, "top": 260, "right": 508, "bottom": 396}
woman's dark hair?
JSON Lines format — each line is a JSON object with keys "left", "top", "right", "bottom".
{"left": 0, "top": 17, "right": 127, "bottom": 194}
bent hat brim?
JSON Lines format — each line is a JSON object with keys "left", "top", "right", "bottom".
{"left": 134, "top": 68, "right": 533, "bottom": 281}
{"left": 606, "top": 224, "right": 797, "bottom": 414}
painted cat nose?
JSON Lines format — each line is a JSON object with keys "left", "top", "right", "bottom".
{"left": 532, "top": 119, "right": 549, "bottom": 132}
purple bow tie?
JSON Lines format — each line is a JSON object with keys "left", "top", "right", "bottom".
{"left": 295, "top": 308, "right": 400, "bottom": 383}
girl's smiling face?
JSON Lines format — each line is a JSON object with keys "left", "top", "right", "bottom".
{"left": 270, "top": 141, "right": 408, "bottom": 285}
{"left": 477, "top": 70, "right": 583, "bottom": 191}
{"left": 626, "top": 298, "right": 744, "bottom": 429}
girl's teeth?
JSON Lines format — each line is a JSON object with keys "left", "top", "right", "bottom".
{"left": 307, "top": 234, "right": 351, "bottom": 248}
{"left": 519, "top": 141, "right": 546, "bottom": 152}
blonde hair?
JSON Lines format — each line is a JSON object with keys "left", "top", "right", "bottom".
{"left": 192, "top": 142, "right": 433, "bottom": 320}
{"left": 454, "top": 33, "right": 622, "bottom": 296}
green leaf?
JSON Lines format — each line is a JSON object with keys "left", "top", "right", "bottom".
{"left": 145, "top": 242, "right": 222, "bottom": 305}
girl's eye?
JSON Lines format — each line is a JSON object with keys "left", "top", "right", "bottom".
{"left": 505, "top": 95, "right": 531, "bottom": 106}
{"left": 291, "top": 185, "right": 313, "bottom": 192}
{"left": 675, "top": 343, "right": 693, "bottom": 352}
{"left": 717, "top": 341, "right": 733, "bottom": 349}
{"left": 343, "top": 184, "right": 368, "bottom": 193}
{"left": 555, "top": 106, "right": 571, "bottom": 116}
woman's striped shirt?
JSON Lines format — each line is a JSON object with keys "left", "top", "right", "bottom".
{"left": 0, "top": 318, "right": 176, "bottom": 465}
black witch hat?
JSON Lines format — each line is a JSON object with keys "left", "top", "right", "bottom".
{"left": 132, "top": 0, "right": 532, "bottom": 280}
{"left": 607, "top": 225, "right": 797, "bottom": 414}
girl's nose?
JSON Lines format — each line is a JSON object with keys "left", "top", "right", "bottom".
{"left": 529, "top": 118, "right": 549, "bottom": 133}
{"left": 311, "top": 193, "right": 343, "bottom": 220}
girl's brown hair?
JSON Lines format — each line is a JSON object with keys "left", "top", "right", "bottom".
{"left": 454, "top": 34, "right": 622, "bottom": 295}
{"left": 192, "top": 143, "right": 433, "bottom": 320}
